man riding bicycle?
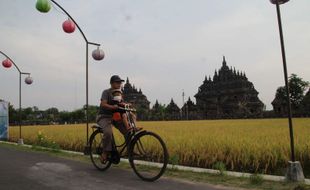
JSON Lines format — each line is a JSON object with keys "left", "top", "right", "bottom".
{"left": 90, "top": 75, "right": 168, "bottom": 181}
{"left": 97, "top": 75, "right": 135, "bottom": 163}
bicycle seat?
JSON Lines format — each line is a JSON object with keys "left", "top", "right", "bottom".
{"left": 91, "top": 124, "right": 101, "bottom": 129}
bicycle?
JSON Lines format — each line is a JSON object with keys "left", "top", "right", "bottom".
{"left": 89, "top": 105, "right": 169, "bottom": 182}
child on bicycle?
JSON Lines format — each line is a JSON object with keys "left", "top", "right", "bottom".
{"left": 111, "top": 89, "right": 141, "bottom": 134}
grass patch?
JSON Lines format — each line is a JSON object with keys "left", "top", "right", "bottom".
{"left": 294, "top": 184, "right": 310, "bottom": 190}
{"left": 213, "top": 161, "right": 227, "bottom": 176}
{"left": 249, "top": 174, "right": 264, "bottom": 185}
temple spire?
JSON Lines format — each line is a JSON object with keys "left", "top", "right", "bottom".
{"left": 213, "top": 70, "right": 218, "bottom": 81}
{"left": 222, "top": 56, "right": 227, "bottom": 67}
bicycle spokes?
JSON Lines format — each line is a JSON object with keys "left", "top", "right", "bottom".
{"left": 89, "top": 126, "right": 168, "bottom": 181}
{"left": 90, "top": 130, "right": 112, "bottom": 171}
{"left": 129, "top": 132, "right": 169, "bottom": 181}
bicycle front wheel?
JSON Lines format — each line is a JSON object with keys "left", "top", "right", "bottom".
{"left": 89, "top": 130, "right": 112, "bottom": 171}
{"left": 128, "top": 131, "right": 169, "bottom": 182}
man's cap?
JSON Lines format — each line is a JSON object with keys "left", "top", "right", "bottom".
{"left": 110, "top": 75, "right": 125, "bottom": 83}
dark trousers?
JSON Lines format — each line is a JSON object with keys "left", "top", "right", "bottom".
{"left": 97, "top": 117, "right": 127, "bottom": 152}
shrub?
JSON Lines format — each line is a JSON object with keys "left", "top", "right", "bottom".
{"left": 249, "top": 174, "right": 263, "bottom": 185}
{"left": 35, "top": 131, "right": 60, "bottom": 151}
{"left": 213, "top": 162, "right": 226, "bottom": 175}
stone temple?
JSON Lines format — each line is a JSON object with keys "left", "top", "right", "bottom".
{"left": 122, "top": 78, "right": 150, "bottom": 120}
{"left": 194, "top": 57, "right": 264, "bottom": 119}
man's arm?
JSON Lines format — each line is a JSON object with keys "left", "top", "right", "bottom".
{"left": 101, "top": 100, "right": 118, "bottom": 110}
{"left": 100, "top": 90, "right": 118, "bottom": 111}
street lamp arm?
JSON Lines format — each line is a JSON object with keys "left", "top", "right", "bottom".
{"left": 0, "top": 51, "right": 22, "bottom": 74}
{"left": 50, "top": 0, "right": 100, "bottom": 46}
{"left": 21, "top": 72, "right": 31, "bottom": 75}
{"left": 88, "top": 42, "right": 101, "bottom": 46}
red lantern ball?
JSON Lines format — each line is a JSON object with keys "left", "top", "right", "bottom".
{"left": 62, "top": 19, "right": 76, "bottom": 33}
{"left": 2, "top": 59, "right": 12, "bottom": 68}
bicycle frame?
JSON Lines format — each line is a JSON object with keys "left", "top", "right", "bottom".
{"left": 90, "top": 105, "right": 168, "bottom": 181}
{"left": 109, "top": 105, "right": 141, "bottom": 158}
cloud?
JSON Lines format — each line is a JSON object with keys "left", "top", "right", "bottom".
{"left": 0, "top": 0, "right": 309, "bottom": 111}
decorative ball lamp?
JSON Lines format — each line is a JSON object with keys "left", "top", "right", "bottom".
{"left": 269, "top": 0, "right": 289, "bottom": 4}
{"left": 25, "top": 76, "right": 33, "bottom": 85}
{"left": 2, "top": 59, "right": 12, "bottom": 68}
{"left": 62, "top": 19, "right": 76, "bottom": 33}
{"left": 92, "top": 47, "right": 105, "bottom": 61}
{"left": 36, "top": 0, "right": 51, "bottom": 13}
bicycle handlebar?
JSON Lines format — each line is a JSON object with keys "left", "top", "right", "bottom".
{"left": 118, "top": 106, "right": 136, "bottom": 112}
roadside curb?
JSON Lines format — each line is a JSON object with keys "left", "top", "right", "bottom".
{"left": 1, "top": 140, "right": 309, "bottom": 185}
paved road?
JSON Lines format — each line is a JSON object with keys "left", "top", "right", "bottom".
{"left": 0, "top": 146, "right": 236, "bottom": 190}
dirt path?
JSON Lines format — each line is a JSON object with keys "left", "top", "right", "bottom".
{"left": 0, "top": 146, "right": 238, "bottom": 190}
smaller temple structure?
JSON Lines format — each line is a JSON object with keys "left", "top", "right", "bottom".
{"left": 149, "top": 100, "right": 165, "bottom": 121}
{"left": 165, "top": 99, "right": 180, "bottom": 120}
{"left": 271, "top": 88, "right": 288, "bottom": 117}
{"left": 181, "top": 97, "right": 199, "bottom": 120}
{"left": 122, "top": 78, "right": 150, "bottom": 120}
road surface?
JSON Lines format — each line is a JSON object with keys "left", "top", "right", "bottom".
{"left": 0, "top": 145, "right": 236, "bottom": 190}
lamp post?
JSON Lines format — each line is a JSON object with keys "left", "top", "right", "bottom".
{"left": 269, "top": 0, "right": 304, "bottom": 181}
{"left": 1, "top": 51, "right": 33, "bottom": 145}
{"left": 35, "top": 0, "right": 104, "bottom": 155}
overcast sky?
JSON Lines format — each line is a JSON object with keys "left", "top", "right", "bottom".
{"left": 0, "top": 0, "right": 309, "bottom": 111}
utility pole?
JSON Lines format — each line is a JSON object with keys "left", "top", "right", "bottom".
{"left": 182, "top": 90, "right": 185, "bottom": 120}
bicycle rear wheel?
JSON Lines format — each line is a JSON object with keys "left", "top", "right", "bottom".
{"left": 89, "top": 130, "right": 112, "bottom": 171}
{"left": 128, "top": 131, "right": 169, "bottom": 181}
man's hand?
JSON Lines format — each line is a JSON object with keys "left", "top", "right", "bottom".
{"left": 101, "top": 100, "right": 119, "bottom": 110}
{"left": 118, "top": 102, "right": 126, "bottom": 107}
{"left": 112, "top": 105, "right": 119, "bottom": 110}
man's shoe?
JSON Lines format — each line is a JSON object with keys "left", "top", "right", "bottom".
{"left": 100, "top": 153, "right": 108, "bottom": 164}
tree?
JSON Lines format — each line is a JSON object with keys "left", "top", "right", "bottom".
{"left": 301, "top": 89, "right": 310, "bottom": 116}
{"left": 88, "top": 105, "right": 99, "bottom": 122}
{"left": 45, "top": 107, "right": 59, "bottom": 122}
{"left": 8, "top": 104, "right": 18, "bottom": 124}
{"left": 273, "top": 74, "right": 309, "bottom": 115}
{"left": 288, "top": 74, "right": 309, "bottom": 108}
{"left": 71, "top": 109, "right": 85, "bottom": 123}
{"left": 45, "top": 107, "right": 59, "bottom": 115}
{"left": 59, "top": 111, "right": 71, "bottom": 124}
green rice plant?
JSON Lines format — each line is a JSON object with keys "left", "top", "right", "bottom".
{"left": 8, "top": 118, "right": 310, "bottom": 176}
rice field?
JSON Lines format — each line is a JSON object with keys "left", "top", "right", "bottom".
{"left": 8, "top": 118, "right": 310, "bottom": 176}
